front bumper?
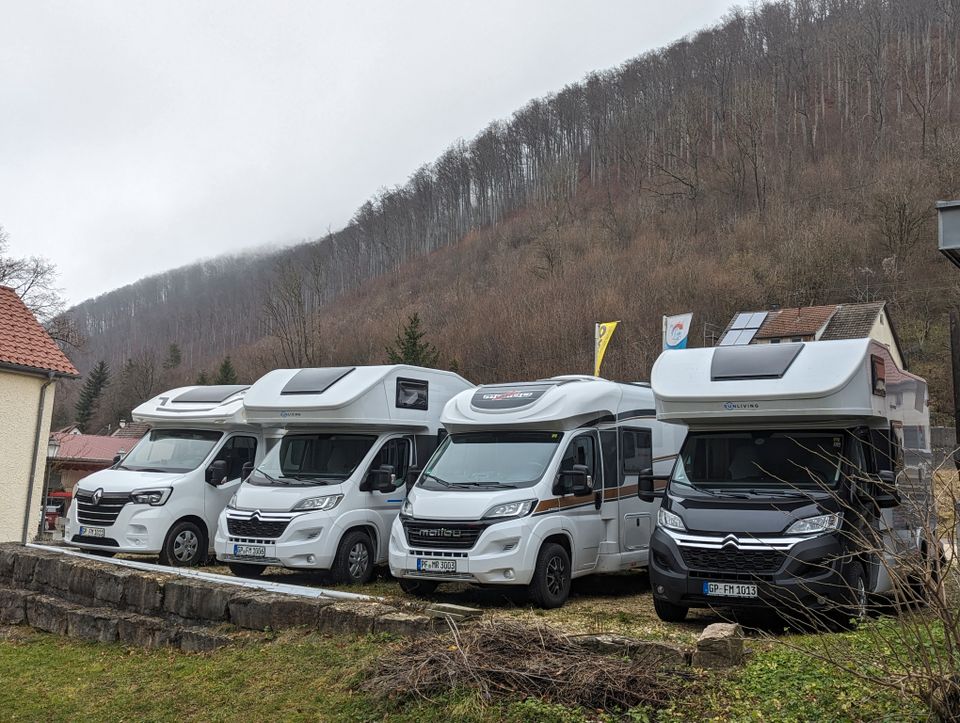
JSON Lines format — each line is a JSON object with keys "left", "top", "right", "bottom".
{"left": 388, "top": 516, "right": 539, "bottom": 586}
{"left": 214, "top": 508, "right": 337, "bottom": 570}
{"left": 649, "top": 527, "right": 848, "bottom": 610}
{"left": 64, "top": 503, "right": 172, "bottom": 554}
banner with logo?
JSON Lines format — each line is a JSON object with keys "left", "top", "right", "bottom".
{"left": 594, "top": 321, "right": 619, "bottom": 377}
{"left": 663, "top": 313, "right": 693, "bottom": 350}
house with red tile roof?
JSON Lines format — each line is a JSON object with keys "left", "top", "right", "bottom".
{"left": 721, "top": 301, "right": 905, "bottom": 369}
{"left": 0, "top": 285, "right": 79, "bottom": 542}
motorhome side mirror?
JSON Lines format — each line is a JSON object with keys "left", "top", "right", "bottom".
{"left": 404, "top": 467, "right": 422, "bottom": 492}
{"left": 241, "top": 461, "right": 254, "bottom": 482}
{"left": 554, "top": 464, "right": 591, "bottom": 496}
{"left": 112, "top": 454, "right": 122, "bottom": 466}
{"left": 365, "top": 464, "right": 397, "bottom": 493}
{"left": 873, "top": 470, "right": 900, "bottom": 509}
{"left": 207, "top": 460, "right": 228, "bottom": 486}
{"left": 638, "top": 468, "right": 662, "bottom": 503}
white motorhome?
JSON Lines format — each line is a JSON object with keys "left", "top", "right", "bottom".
{"left": 648, "top": 339, "right": 935, "bottom": 625}
{"left": 65, "top": 385, "right": 264, "bottom": 566}
{"left": 388, "top": 376, "right": 686, "bottom": 608}
{"left": 214, "top": 365, "right": 473, "bottom": 583}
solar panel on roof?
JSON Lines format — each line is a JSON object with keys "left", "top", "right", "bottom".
{"left": 718, "top": 310, "right": 768, "bottom": 345}
{"left": 173, "top": 385, "right": 249, "bottom": 404}
{"left": 711, "top": 343, "right": 803, "bottom": 381}
{"left": 281, "top": 367, "right": 355, "bottom": 395}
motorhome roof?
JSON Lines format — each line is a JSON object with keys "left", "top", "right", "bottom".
{"left": 242, "top": 365, "right": 473, "bottom": 429}
{"left": 651, "top": 338, "right": 918, "bottom": 425}
{"left": 132, "top": 385, "right": 250, "bottom": 425}
{"left": 441, "top": 375, "right": 656, "bottom": 433}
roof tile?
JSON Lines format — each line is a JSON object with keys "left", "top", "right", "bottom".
{"left": 0, "top": 286, "right": 79, "bottom": 376}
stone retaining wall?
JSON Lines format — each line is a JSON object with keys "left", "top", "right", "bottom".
{"left": 0, "top": 544, "right": 439, "bottom": 650}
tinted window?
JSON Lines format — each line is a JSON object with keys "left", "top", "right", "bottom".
{"left": 396, "top": 378, "right": 428, "bottom": 410}
{"left": 420, "top": 431, "right": 562, "bottom": 490}
{"left": 212, "top": 436, "right": 258, "bottom": 480}
{"left": 621, "top": 428, "right": 653, "bottom": 475}
{"left": 560, "top": 433, "right": 599, "bottom": 485}
{"left": 121, "top": 429, "right": 222, "bottom": 473}
{"left": 253, "top": 433, "right": 377, "bottom": 486}
{"left": 371, "top": 438, "right": 411, "bottom": 485}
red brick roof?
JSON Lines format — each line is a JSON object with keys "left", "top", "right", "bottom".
{"left": 51, "top": 433, "right": 138, "bottom": 464}
{"left": 0, "top": 286, "right": 79, "bottom": 377}
{"left": 755, "top": 305, "right": 838, "bottom": 340}
{"left": 111, "top": 422, "right": 151, "bottom": 439}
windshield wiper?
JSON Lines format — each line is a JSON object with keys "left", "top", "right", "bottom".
{"left": 133, "top": 467, "right": 169, "bottom": 474}
{"left": 738, "top": 488, "right": 812, "bottom": 499}
{"left": 456, "top": 481, "right": 518, "bottom": 489}
{"left": 258, "top": 470, "right": 292, "bottom": 486}
{"left": 421, "top": 472, "right": 452, "bottom": 487}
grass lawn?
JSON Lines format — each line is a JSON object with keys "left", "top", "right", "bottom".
{"left": 0, "top": 623, "right": 929, "bottom": 722}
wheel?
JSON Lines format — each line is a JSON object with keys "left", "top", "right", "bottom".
{"left": 528, "top": 542, "right": 571, "bottom": 609}
{"left": 331, "top": 530, "right": 374, "bottom": 585}
{"left": 159, "top": 520, "right": 206, "bottom": 567}
{"left": 228, "top": 562, "right": 266, "bottom": 579}
{"left": 654, "top": 596, "right": 689, "bottom": 622}
{"left": 398, "top": 578, "right": 439, "bottom": 597}
{"left": 832, "top": 562, "right": 867, "bottom": 630}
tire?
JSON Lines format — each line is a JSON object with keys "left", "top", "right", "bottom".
{"left": 158, "top": 520, "right": 206, "bottom": 567}
{"left": 331, "top": 530, "right": 375, "bottom": 585}
{"left": 228, "top": 562, "right": 266, "bottom": 579}
{"left": 398, "top": 578, "right": 439, "bottom": 597}
{"left": 832, "top": 562, "right": 867, "bottom": 630}
{"left": 654, "top": 596, "right": 689, "bottom": 623}
{"left": 528, "top": 542, "right": 571, "bottom": 609}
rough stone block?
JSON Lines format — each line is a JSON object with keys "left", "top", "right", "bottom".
{"left": 163, "top": 579, "right": 232, "bottom": 622}
{"left": 117, "top": 615, "right": 180, "bottom": 649}
{"left": 0, "top": 547, "right": 20, "bottom": 581}
{"left": 375, "top": 611, "right": 436, "bottom": 638}
{"left": 692, "top": 622, "right": 744, "bottom": 668}
{"left": 573, "top": 634, "right": 688, "bottom": 668}
{"left": 25, "top": 595, "right": 76, "bottom": 635}
{"left": 66, "top": 607, "right": 120, "bottom": 643}
{"left": 424, "top": 602, "right": 482, "bottom": 621}
{"left": 0, "top": 588, "right": 37, "bottom": 625}
{"left": 66, "top": 563, "right": 101, "bottom": 604}
{"left": 32, "top": 556, "right": 73, "bottom": 593}
{"left": 317, "top": 601, "right": 398, "bottom": 635}
{"left": 12, "top": 553, "right": 41, "bottom": 587}
{"left": 123, "top": 574, "right": 165, "bottom": 615}
{"left": 93, "top": 567, "right": 133, "bottom": 606}
{"left": 179, "top": 627, "right": 232, "bottom": 653}
{"left": 228, "top": 592, "right": 329, "bottom": 631}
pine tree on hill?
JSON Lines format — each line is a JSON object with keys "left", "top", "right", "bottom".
{"left": 163, "top": 343, "right": 182, "bottom": 370}
{"left": 74, "top": 360, "right": 110, "bottom": 432}
{"left": 213, "top": 356, "right": 239, "bottom": 385}
{"left": 386, "top": 313, "right": 440, "bottom": 368}
{"left": 195, "top": 370, "right": 210, "bottom": 385}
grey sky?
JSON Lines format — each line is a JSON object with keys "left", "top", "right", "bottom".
{"left": 1, "top": 0, "right": 733, "bottom": 305}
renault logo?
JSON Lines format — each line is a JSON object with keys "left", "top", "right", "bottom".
{"left": 91, "top": 488, "right": 103, "bottom": 506}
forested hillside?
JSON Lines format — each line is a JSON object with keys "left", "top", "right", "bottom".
{"left": 59, "top": 0, "right": 960, "bottom": 429}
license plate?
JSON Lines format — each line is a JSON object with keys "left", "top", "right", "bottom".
{"left": 416, "top": 558, "right": 457, "bottom": 573}
{"left": 79, "top": 526, "right": 105, "bottom": 538}
{"left": 233, "top": 544, "right": 266, "bottom": 558}
{"left": 703, "top": 581, "right": 758, "bottom": 598}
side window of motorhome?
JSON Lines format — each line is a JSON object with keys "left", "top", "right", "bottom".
{"left": 212, "top": 436, "right": 258, "bottom": 480}
{"left": 560, "top": 434, "right": 600, "bottom": 487}
{"left": 370, "top": 438, "right": 411, "bottom": 487}
{"left": 396, "top": 378, "right": 428, "bottom": 410}
{"left": 621, "top": 428, "right": 653, "bottom": 478}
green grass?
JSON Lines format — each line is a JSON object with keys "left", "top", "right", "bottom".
{"left": 0, "top": 624, "right": 934, "bottom": 722}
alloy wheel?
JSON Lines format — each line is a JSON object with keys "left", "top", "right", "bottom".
{"left": 348, "top": 542, "right": 370, "bottom": 579}
{"left": 545, "top": 554, "right": 567, "bottom": 596}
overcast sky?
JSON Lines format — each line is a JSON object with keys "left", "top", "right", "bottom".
{"left": 1, "top": 0, "right": 733, "bottom": 306}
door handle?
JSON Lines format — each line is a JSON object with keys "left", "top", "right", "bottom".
{"left": 594, "top": 490, "right": 602, "bottom": 510}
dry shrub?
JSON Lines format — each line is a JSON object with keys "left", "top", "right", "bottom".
{"left": 361, "top": 619, "right": 697, "bottom": 713}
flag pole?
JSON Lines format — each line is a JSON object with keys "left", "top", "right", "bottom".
{"left": 593, "top": 322, "right": 599, "bottom": 376}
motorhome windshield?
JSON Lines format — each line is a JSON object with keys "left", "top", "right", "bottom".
{"left": 250, "top": 433, "right": 377, "bottom": 486}
{"left": 119, "top": 429, "right": 223, "bottom": 473}
{"left": 419, "top": 431, "right": 563, "bottom": 490}
{"left": 671, "top": 430, "right": 844, "bottom": 492}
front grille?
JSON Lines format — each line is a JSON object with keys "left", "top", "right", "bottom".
{"left": 71, "top": 535, "right": 119, "bottom": 547}
{"left": 75, "top": 491, "right": 130, "bottom": 525}
{"left": 680, "top": 547, "right": 787, "bottom": 574}
{"left": 403, "top": 520, "right": 489, "bottom": 550}
{"left": 227, "top": 517, "right": 290, "bottom": 539}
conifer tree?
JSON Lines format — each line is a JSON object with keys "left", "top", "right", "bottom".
{"left": 162, "top": 343, "right": 182, "bottom": 370}
{"left": 386, "top": 313, "right": 440, "bottom": 368}
{"left": 195, "top": 370, "right": 210, "bottom": 385}
{"left": 213, "top": 356, "right": 239, "bottom": 385}
{"left": 74, "top": 360, "right": 110, "bottom": 432}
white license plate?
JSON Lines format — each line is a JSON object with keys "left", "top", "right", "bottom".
{"left": 417, "top": 558, "right": 457, "bottom": 573}
{"left": 703, "top": 581, "right": 758, "bottom": 598}
{"left": 233, "top": 544, "right": 266, "bottom": 558}
{"left": 79, "top": 526, "right": 105, "bottom": 538}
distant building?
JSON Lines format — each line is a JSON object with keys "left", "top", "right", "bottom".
{"left": 110, "top": 420, "right": 151, "bottom": 439}
{"left": 0, "top": 285, "right": 79, "bottom": 542}
{"left": 720, "top": 301, "right": 906, "bottom": 369}
{"left": 47, "top": 432, "right": 142, "bottom": 493}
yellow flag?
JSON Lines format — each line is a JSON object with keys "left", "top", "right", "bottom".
{"left": 594, "top": 321, "right": 619, "bottom": 377}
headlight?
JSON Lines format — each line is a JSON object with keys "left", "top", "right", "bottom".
{"left": 785, "top": 512, "right": 841, "bottom": 535}
{"left": 657, "top": 507, "right": 685, "bottom": 531}
{"left": 482, "top": 499, "right": 537, "bottom": 519}
{"left": 291, "top": 494, "right": 343, "bottom": 512}
{"left": 227, "top": 493, "right": 239, "bottom": 510}
{"left": 129, "top": 488, "right": 172, "bottom": 506}
{"left": 401, "top": 498, "right": 414, "bottom": 518}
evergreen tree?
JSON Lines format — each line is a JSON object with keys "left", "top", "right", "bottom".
{"left": 74, "top": 360, "right": 110, "bottom": 432}
{"left": 162, "top": 343, "right": 182, "bottom": 370}
{"left": 195, "top": 370, "right": 210, "bottom": 385}
{"left": 386, "top": 313, "right": 440, "bottom": 368}
{"left": 213, "top": 356, "right": 239, "bottom": 385}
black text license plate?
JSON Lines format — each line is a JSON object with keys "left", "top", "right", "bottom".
{"left": 417, "top": 559, "right": 457, "bottom": 573}
{"left": 703, "top": 581, "right": 757, "bottom": 598}
{"left": 233, "top": 544, "right": 266, "bottom": 558}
